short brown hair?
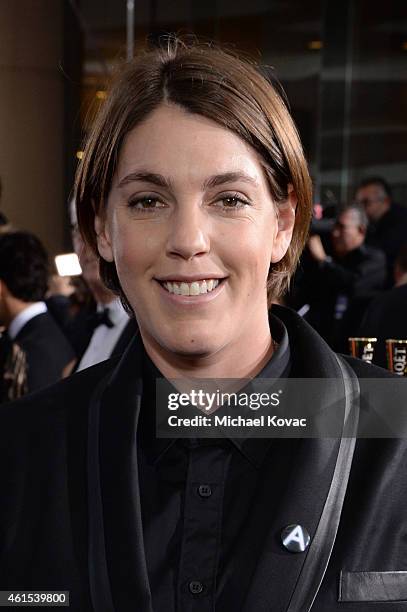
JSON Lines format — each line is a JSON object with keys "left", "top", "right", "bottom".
{"left": 75, "top": 39, "right": 312, "bottom": 309}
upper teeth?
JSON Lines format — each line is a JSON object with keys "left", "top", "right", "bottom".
{"left": 162, "top": 279, "right": 220, "bottom": 296}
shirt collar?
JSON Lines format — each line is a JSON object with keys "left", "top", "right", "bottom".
{"left": 138, "top": 313, "right": 291, "bottom": 469}
{"left": 8, "top": 301, "right": 47, "bottom": 340}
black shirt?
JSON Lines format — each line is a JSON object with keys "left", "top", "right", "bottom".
{"left": 137, "top": 316, "right": 291, "bottom": 611}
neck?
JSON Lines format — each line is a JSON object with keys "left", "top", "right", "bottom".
{"left": 335, "top": 242, "right": 363, "bottom": 259}
{"left": 140, "top": 314, "right": 274, "bottom": 380}
{"left": 6, "top": 300, "right": 37, "bottom": 327}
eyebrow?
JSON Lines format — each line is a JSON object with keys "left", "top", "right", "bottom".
{"left": 117, "top": 170, "right": 258, "bottom": 191}
{"left": 118, "top": 172, "right": 172, "bottom": 189}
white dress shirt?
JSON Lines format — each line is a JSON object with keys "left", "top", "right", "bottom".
{"left": 76, "top": 299, "right": 130, "bottom": 371}
{"left": 8, "top": 302, "right": 48, "bottom": 340}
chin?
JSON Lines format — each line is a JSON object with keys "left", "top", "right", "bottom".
{"left": 160, "top": 329, "right": 224, "bottom": 360}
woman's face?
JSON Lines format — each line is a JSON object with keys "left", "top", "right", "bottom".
{"left": 96, "top": 104, "right": 295, "bottom": 361}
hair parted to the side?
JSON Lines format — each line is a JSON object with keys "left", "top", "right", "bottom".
{"left": 75, "top": 37, "right": 313, "bottom": 311}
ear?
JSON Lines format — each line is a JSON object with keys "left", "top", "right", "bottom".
{"left": 94, "top": 212, "right": 114, "bottom": 262}
{"left": 270, "top": 184, "right": 297, "bottom": 263}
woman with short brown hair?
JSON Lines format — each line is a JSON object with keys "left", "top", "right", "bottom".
{"left": 0, "top": 39, "right": 403, "bottom": 612}
{"left": 76, "top": 40, "right": 312, "bottom": 307}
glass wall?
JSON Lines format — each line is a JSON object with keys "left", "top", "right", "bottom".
{"left": 71, "top": 0, "right": 406, "bottom": 213}
{"left": 2, "top": 1, "right": 402, "bottom": 253}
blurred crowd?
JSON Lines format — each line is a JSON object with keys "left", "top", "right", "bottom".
{"left": 0, "top": 175, "right": 406, "bottom": 403}
{"left": 0, "top": 180, "right": 137, "bottom": 403}
{"left": 288, "top": 176, "right": 407, "bottom": 368}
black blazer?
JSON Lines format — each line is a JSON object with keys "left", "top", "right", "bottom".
{"left": 0, "top": 306, "right": 405, "bottom": 611}
{"left": 0, "top": 312, "right": 75, "bottom": 401}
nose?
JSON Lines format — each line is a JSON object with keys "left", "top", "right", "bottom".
{"left": 166, "top": 204, "right": 210, "bottom": 260}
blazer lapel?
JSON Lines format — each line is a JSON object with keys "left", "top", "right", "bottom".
{"left": 87, "top": 336, "right": 153, "bottom": 612}
{"left": 242, "top": 436, "right": 342, "bottom": 612}
{"left": 285, "top": 356, "right": 360, "bottom": 612}
{"left": 243, "top": 309, "right": 360, "bottom": 612}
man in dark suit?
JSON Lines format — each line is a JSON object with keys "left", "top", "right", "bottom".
{"left": 66, "top": 199, "right": 137, "bottom": 373}
{"left": 304, "top": 204, "right": 386, "bottom": 350}
{"left": 355, "top": 176, "right": 407, "bottom": 286}
{"left": 0, "top": 231, "right": 75, "bottom": 402}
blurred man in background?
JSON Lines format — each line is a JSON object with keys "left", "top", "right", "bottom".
{"left": 0, "top": 231, "right": 75, "bottom": 402}
{"left": 355, "top": 176, "right": 407, "bottom": 285}
{"left": 305, "top": 203, "right": 386, "bottom": 350}
{"left": 68, "top": 199, "right": 137, "bottom": 371}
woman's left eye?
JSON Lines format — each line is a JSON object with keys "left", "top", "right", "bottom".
{"left": 214, "top": 194, "right": 251, "bottom": 210}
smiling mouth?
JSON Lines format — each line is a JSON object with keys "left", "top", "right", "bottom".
{"left": 158, "top": 278, "right": 225, "bottom": 296}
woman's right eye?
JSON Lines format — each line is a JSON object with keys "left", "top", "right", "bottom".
{"left": 127, "top": 196, "right": 166, "bottom": 210}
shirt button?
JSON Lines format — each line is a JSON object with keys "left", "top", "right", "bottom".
{"left": 198, "top": 484, "right": 212, "bottom": 498}
{"left": 189, "top": 581, "right": 204, "bottom": 594}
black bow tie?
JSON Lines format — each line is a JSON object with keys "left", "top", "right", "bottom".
{"left": 87, "top": 308, "right": 114, "bottom": 331}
